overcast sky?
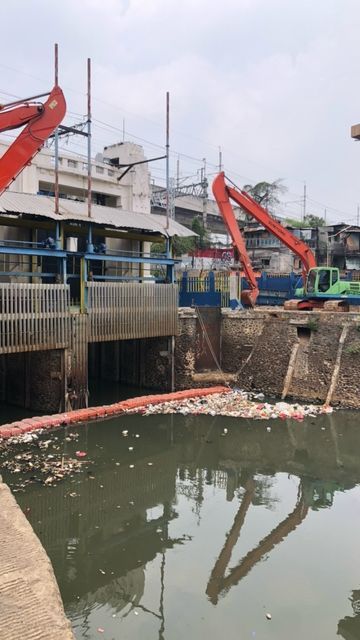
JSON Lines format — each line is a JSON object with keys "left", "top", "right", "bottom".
{"left": 1, "top": 0, "right": 360, "bottom": 223}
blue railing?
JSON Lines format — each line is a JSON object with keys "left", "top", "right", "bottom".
{"left": 179, "top": 269, "right": 360, "bottom": 308}
{"left": 179, "top": 271, "right": 304, "bottom": 307}
{"left": 178, "top": 271, "right": 222, "bottom": 307}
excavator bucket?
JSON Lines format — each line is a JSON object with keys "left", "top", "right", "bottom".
{"left": 241, "top": 289, "right": 257, "bottom": 308}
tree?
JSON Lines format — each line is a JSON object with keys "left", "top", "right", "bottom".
{"left": 172, "top": 235, "right": 196, "bottom": 257}
{"left": 303, "top": 214, "right": 325, "bottom": 227}
{"left": 151, "top": 215, "right": 210, "bottom": 258}
{"left": 243, "top": 179, "right": 286, "bottom": 213}
{"left": 151, "top": 237, "right": 196, "bottom": 258}
{"left": 285, "top": 214, "right": 325, "bottom": 228}
{"left": 191, "top": 217, "right": 210, "bottom": 249}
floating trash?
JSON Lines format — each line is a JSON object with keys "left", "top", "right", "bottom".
{"left": 0, "top": 432, "right": 88, "bottom": 488}
{"left": 129, "top": 390, "right": 332, "bottom": 422}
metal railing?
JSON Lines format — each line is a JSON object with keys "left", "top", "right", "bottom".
{"left": 87, "top": 282, "right": 178, "bottom": 342}
{"left": 0, "top": 283, "right": 70, "bottom": 354}
{"left": 178, "top": 271, "right": 230, "bottom": 308}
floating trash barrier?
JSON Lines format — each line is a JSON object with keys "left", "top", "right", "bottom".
{"left": 0, "top": 387, "right": 228, "bottom": 441}
{"left": 0, "top": 386, "right": 333, "bottom": 448}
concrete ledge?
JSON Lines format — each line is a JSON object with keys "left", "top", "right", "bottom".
{"left": 192, "top": 372, "right": 237, "bottom": 384}
{"left": 0, "top": 478, "right": 74, "bottom": 640}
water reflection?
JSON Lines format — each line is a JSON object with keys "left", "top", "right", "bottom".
{"left": 338, "top": 591, "right": 360, "bottom": 640}
{"left": 5, "top": 410, "right": 360, "bottom": 639}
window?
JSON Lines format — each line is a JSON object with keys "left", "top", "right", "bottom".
{"left": 50, "top": 156, "right": 63, "bottom": 166}
{"left": 306, "top": 270, "right": 316, "bottom": 293}
{"left": 96, "top": 166, "right": 104, "bottom": 175}
{"left": 318, "top": 269, "right": 331, "bottom": 292}
{"left": 331, "top": 270, "right": 338, "bottom": 286}
{"left": 108, "top": 169, "right": 114, "bottom": 177}
{"left": 68, "top": 159, "right": 77, "bottom": 169}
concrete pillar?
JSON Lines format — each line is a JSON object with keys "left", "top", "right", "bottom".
{"left": 28, "top": 350, "right": 65, "bottom": 413}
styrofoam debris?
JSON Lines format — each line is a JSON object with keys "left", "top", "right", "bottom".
{"left": 129, "top": 390, "right": 333, "bottom": 422}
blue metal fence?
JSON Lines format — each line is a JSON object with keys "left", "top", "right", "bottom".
{"left": 179, "top": 271, "right": 303, "bottom": 307}
{"left": 179, "top": 269, "right": 360, "bottom": 308}
{"left": 178, "top": 272, "right": 222, "bottom": 307}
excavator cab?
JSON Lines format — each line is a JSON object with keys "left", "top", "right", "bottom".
{"left": 296, "top": 267, "right": 340, "bottom": 297}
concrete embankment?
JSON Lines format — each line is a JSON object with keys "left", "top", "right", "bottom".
{"left": 0, "top": 478, "right": 74, "bottom": 640}
{"left": 168, "top": 308, "right": 360, "bottom": 408}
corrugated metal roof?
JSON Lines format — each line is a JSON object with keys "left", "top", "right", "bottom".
{"left": 0, "top": 191, "right": 197, "bottom": 238}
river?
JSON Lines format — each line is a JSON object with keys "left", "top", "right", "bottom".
{"left": 1, "top": 399, "right": 360, "bottom": 639}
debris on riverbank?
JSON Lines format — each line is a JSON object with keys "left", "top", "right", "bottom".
{"left": 131, "top": 390, "right": 333, "bottom": 421}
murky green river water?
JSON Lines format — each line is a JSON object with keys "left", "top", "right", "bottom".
{"left": 2, "top": 406, "right": 360, "bottom": 639}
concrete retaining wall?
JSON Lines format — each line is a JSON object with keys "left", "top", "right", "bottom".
{"left": 174, "top": 308, "right": 360, "bottom": 407}
{"left": 0, "top": 477, "right": 74, "bottom": 639}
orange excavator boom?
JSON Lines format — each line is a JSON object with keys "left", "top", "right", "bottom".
{"left": 212, "top": 172, "right": 317, "bottom": 306}
{"left": 0, "top": 85, "right": 66, "bottom": 196}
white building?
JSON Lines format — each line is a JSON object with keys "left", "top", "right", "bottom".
{"left": 0, "top": 139, "right": 151, "bottom": 214}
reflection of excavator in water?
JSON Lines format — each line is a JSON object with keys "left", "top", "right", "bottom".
{"left": 206, "top": 476, "right": 337, "bottom": 605}
{"left": 212, "top": 172, "right": 360, "bottom": 311}
{"left": 0, "top": 84, "right": 66, "bottom": 196}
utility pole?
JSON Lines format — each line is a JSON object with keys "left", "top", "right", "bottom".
{"left": 176, "top": 156, "right": 180, "bottom": 189}
{"left": 302, "top": 182, "right": 307, "bottom": 222}
{"left": 202, "top": 157, "right": 208, "bottom": 229}
{"left": 357, "top": 204, "right": 360, "bottom": 227}
{"left": 54, "top": 43, "right": 59, "bottom": 216}
{"left": 165, "top": 91, "right": 170, "bottom": 230}
{"left": 218, "top": 146, "right": 223, "bottom": 172}
{"left": 87, "top": 58, "right": 92, "bottom": 218}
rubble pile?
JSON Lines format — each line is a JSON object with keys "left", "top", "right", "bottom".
{"left": 134, "top": 390, "right": 333, "bottom": 421}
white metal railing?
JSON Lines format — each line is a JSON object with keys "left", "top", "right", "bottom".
{"left": 0, "top": 283, "right": 70, "bottom": 353}
{"left": 87, "top": 282, "right": 178, "bottom": 342}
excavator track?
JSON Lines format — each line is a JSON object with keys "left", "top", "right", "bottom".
{"left": 284, "top": 299, "right": 301, "bottom": 310}
{"left": 323, "top": 300, "right": 349, "bottom": 312}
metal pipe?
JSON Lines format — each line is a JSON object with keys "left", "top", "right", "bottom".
{"left": 87, "top": 58, "right": 92, "bottom": 218}
{"left": 0, "top": 92, "right": 51, "bottom": 109}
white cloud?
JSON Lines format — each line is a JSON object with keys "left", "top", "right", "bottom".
{"left": 0, "top": 0, "right": 360, "bottom": 220}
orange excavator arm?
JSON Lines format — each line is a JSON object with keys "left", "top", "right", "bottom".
{"left": 212, "top": 172, "right": 317, "bottom": 306}
{"left": 0, "top": 85, "right": 66, "bottom": 196}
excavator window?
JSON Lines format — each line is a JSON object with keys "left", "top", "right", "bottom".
{"left": 331, "top": 270, "right": 338, "bottom": 286}
{"left": 307, "top": 270, "right": 316, "bottom": 293}
{"left": 318, "top": 269, "right": 331, "bottom": 292}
